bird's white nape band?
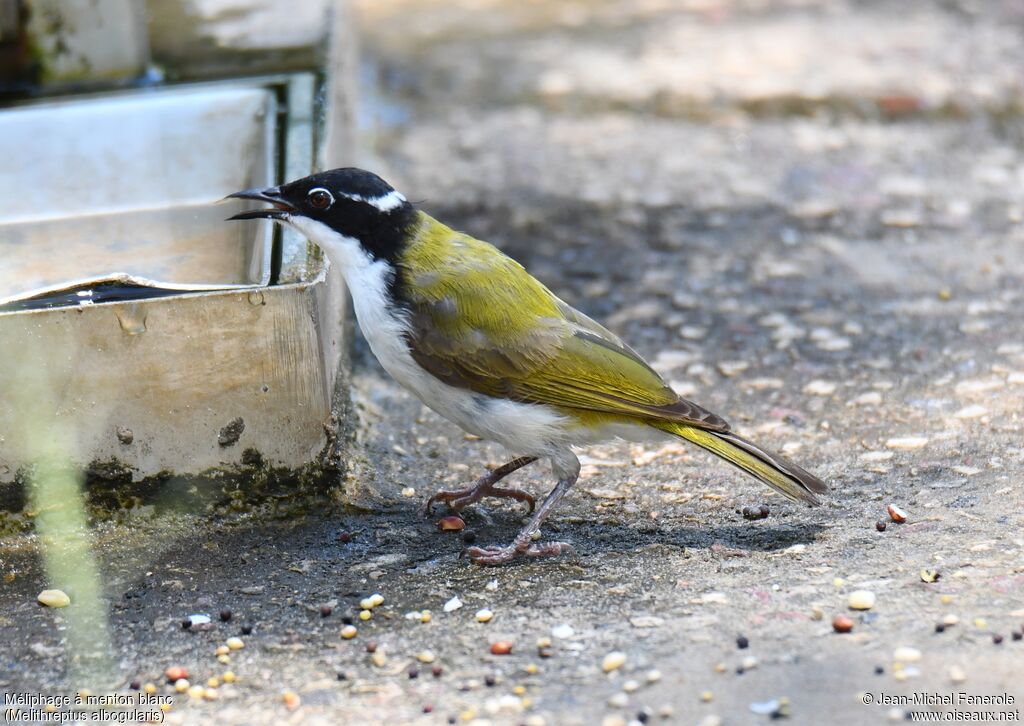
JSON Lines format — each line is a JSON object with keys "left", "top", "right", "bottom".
{"left": 339, "top": 189, "right": 407, "bottom": 212}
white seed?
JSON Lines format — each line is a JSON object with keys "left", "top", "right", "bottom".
{"left": 369, "top": 593, "right": 384, "bottom": 607}
{"left": 602, "top": 651, "right": 627, "bottom": 673}
{"left": 893, "top": 646, "right": 922, "bottom": 663}
{"left": 359, "top": 598, "right": 375, "bottom": 610}
{"left": 226, "top": 637, "right": 244, "bottom": 650}
{"left": 622, "top": 679, "right": 640, "bottom": 693}
{"left": 341, "top": 625, "right": 357, "bottom": 639}
{"left": 417, "top": 650, "right": 436, "bottom": 664}
{"left": 803, "top": 380, "right": 836, "bottom": 396}
{"left": 37, "top": 589, "right": 71, "bottom": 608}
{"left": 607, "top": 692, "right": 628, "bottom": 708}
{"left": 401, "top": 487, "right": 416, "bottom": 497}
{"left": 371, "top": 650, "right": 387, "bottom": 667}
{"left": 886, "top": 436, "right": 929, "bottom": 450}
{"left": 949, "top": 665, "right": 967, "bottom": 683}
{"left": 848, "top": 590, "right": 876, "bottom": 610}
{"left": 942, "top": 614, "right": 959, "bottom": 626}
{"left": 551, "top": 624, "right": 575, "bottom": 639}
{"left": 476, "top": 608, "right": 494, "bottom": 623}
{"left": 740, "top": 656, "right": 758, "bottom": 670}
{"left": 645, "top": 669, "right": 662, "bottom": 684}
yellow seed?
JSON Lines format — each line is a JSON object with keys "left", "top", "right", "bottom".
{"left": 359, "top": 609, "right": 372, "bottom": 621}
{"left": 215, "top": 645, "right": 229, "bottom": 656}
{"left": 143, "top": 683, "right": 156, "bottom": 695}
{"left": 226, "top": 637, "right": 244, "bottom": 650}
{"left": 536, "top": 637, "right": 552, "bottom": 649}
{"left": 520, "top": 697, "right": 532, "bottom": 709}
{"left": 222, "top": 671, "right": 236, "bottom": 684}
{"left": 217, "top": 654, "right": 231, "bottom": 665}
{"left": 174, "top": 678, "right": 189, "bottom": 693}
{"left": 160, "top": 703, "right": 171, "bottom": 712}
{"left": 360, "top": 598, "right": 375, "bottom": 610}
{"left": 283, "top": 690, "right": 300, "bottom": 710}
{"left": 833, "top": 578, "right": 845, "bottom": 588}
{"left": 476, "top": 608, "right": 494, "bottom": 623}
{"left": 37, "top": 589, "right": 71, "bottom": 608}
{"left": 701, "top": 690, "right": 714, "bottom": 702}
{"left": 187, "top": 685, "right": 205, "bottom": 699}
{"left": 341, "top": 625, "right": 357, "bottom": 639}
{"left": 417, "top": 650, "right": 436, "bottom": 664}
{"left": 369, "top": 593, "right": 384, "bottom": 607}
{"left": 420, "top": 610, "right": 432, "bottom": 623}
{"left": 525, "top": 663, "right": 539, "bottom": 675}
{"left": 203, "top": 688, "right": 218, "bottom": 701}
{"left": 206, "top": 677, "right": 219, "bottom": 688}
{"left": 601, "top": 651, "right": 626, "bottom": 673}
{"left": 940, "top": 594, "right": 954, "bottom": 605}
{"left": 45, "top": 704, "right": 56, "bottom": 713}
{"left": 513, "top": 685, "right": 526, "bottom": 696}
{"left": 714, "top": 662, "right": 727, "bottom": 673}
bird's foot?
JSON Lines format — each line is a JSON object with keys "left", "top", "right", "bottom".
{"left": 420, "top": 481, "right": 535, "bottom": 517}
{"left": 466, "top": 540, "right": 574, "bottom": 566}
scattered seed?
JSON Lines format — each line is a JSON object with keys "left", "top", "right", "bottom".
{"left": 444, "top": 596, "right": 463, "bottom": 612}
{"left": 338, "top": 532, "right": 352, "bottom": 543}
{"left": 187, "top": 684, "right": 204, "bottom": 699}
{"left": 174, "top": 679, "right": 189, "bottom": 693}
{"left": 423, "top": 704, "right": 433, "bottom": 713}
{"left": 942, "top": 614, "right": 959, "bottom": 626}
{"left": 607, "top": 692, "right": 628, "bottom": 708}
{"left": 525, "top": 663, "right": 539, "bottom": 675}
{"left": 832, "top": 615, "right": 855, "bottom": 633}
{"left": 341, "top": 625, "right": 357, "bottom": 639}
{"left": 359, "top": 597, "right": 375, "bottom": 610}
{"left": 741, "top": 505, "right": 769, "bottom": 521}
{"left": 1012, "top": 632, "right": 1022, "bottom": 641}
{"left": 739, "top": 656, "right": 758, "bottom": 672}
{"left": 417, "top": 650, "right": 436, "bottom": 664}
{"left": 736, "top": 635, "right": 749, "bottom": 649}
{"left": 476, "top": 608, "right": 494, "bottom": 623}
{"left": 949, "top": 665, "right": 967, "bottom": 684}
{"left": 887, "top": 504, "right": 908, "bottom": 523}
{"left": 935, "top": 623, "right": 946, "bottom": 633}
{"left": 283, "top": 690, "right": 300, "bottom": 710}
{"left": 700, "top": 691, "right": 714, "bottom": 703}
{"left": 143, "top": 683, "right": 156, "bottom": 695}
{"left": 893, "top": 646, "right": 922, "bottom": 663}
{"left": 366, "top": 642, "right": 377, "bottom": 653}
{"left": 848, "top": 591, "right": 876, "bottom": 610}
{"left": 226, "top": 637, "right": 244, "bottom": 650}
{"left": 409, "top": 667, "right": 420, "bottom": 679}
{"left": 219, "top": 609, "right": 232, "bottom": 622}
{"left": 165, "top": 667, "right": 189, "bottom": 683}
{"left": 240, "top": 624, "right": 253, "bottom": 635}
{"left": 203, "top": 688, "right": 218, "bottom": 701}
{"left": 371, "top": 650, "right": 387, "bottom": 667}
{"left": 463, "top": 530, "right": 477, "bottom": 544}
{"left": 320, "top": 605, "right": 333, "bottom": 617}
{"left": 401, "top": 487, "right": 416, "bottom": 497}
{"left": 222, "top": 671, "right": 236, "bottom": 684}
{"left": 993, "top": 634, "right": 1004, "bottom": 645}
{"left": 217, "top": 654, "right": 231, "bottom": 665}
{"left": 420, "top": 610, "right": 432, "bottom": 623}
{"left": 551, "top": 624, "right": 575, "bottom": 639}
{"left": 438, "top": 516, "right": 465, "bottom": 531}
{"left": 206, "top": 677, "right": 219, "bottom": 688}
{"left": 432, "top": 665, "right": 443, "bottom": 678}
{"left": 622, "top": 679, "right": 640, "bottom": 693}
{"left": 920, "top": 569, "right": 941, "bottom": 583}
{"left": 876, "top": 521, "right": 887, "bottom": 532}
{"left": 484, "top": 674, "right": 496, "bottom": 687}
{"left": 491, "top": 641, "right": 513, "bottom": 655}
{"left": 874, "top": 666, "right": 884, "bottom": 675}
{"left": 602, "top": 651, "right": 627, "bottom": 673}
{"left": 359, "top": 610, "right": 372, "bottom": 621}
{"left": 37, "top": 589, "right": 71, "bottom": 608}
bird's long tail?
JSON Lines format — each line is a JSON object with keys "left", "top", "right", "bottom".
{"left": 652, "top": 423, "right": 828, "bottom": 505}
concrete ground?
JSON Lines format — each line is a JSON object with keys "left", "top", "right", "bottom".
{"left": 3, "top": 0, "right": 1024, "bottom": 724}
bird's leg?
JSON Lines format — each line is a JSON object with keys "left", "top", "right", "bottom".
{"left": 466, "top": 470, "right": 578, "bottom": 566}
{"left": 420, "top": 456, "right": 538, "bottom": 516}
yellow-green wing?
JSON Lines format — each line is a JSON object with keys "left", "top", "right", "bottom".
{"left": 399, "top": 213, "right": 729, "bottom": 432}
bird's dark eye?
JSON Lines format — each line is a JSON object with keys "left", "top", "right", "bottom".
{"left": 308, "top": 188, "right": 333, "bottom": 209}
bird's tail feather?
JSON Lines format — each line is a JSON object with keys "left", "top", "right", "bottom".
{"left": 653, "top": 423, "right": 828, "bottom": 505}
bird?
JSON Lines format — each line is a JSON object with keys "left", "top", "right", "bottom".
{"left": 228, "top": 168, "right": 827, "bottom": 565}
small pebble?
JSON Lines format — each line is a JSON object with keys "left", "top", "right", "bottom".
{"left": 736, "top": 635, "right": 749, "bottom": 649}
{"left": 444, "top": 596, "right": 463, "bottom": 612}
{"left": 219, "top": 609, "right": 232, "bottom": 622}
{"left": 337, "top": 531, "right": 352, "bottom": 543}
{"left": 832, "top": 615, "right": 855, "bottom": 633}
{"left": 371, "top": 650, "right": 387, "bottom": 667}
{"left": 341, "top": 625, "right": 357, "bottom": 639}
{"left": 491, "top": 641, "right": 513, "bottom": 655}
{"left": 438, "top": 516, "right": 466, "bottom": 531}
{"left": 226, "top": 637, "right": 244, "bottom": 650}
{"left": 165, "top": 667, "right": 189, "bottom": 683}
{"left": 848, "top": 590, "right": 876, "bottom": 610}
{"left": 476, "top": 608, "right": 494, "bottom": 623}
{"left": 602, "top": 651, "right": 627, "bottom": 673}
{"left": 551, "top": 624, "right": 575, "bottom": 639}
{"left": 887, "top": 504, "right": 908, "bottom": 523}
{"left": 37, "top": 590, "right": 71, "bottom": 608}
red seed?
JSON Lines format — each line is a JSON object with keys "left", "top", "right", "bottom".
{"left": 165, "top": 666, "right": 189, "bottom": 683}
{"left": 490, "top": 641, "right": 513, "bottom": 655}
{"left": 875, "top": 521, "right": 887, "bottom": 532}
{"left": 438, "top": 516, "right": 465, "bottom": 532}
{"left": 832, "top": 615, "right": 855, "bottom": 633}
{"left": 887, "top": 504, "right": 908, "bottom": 523}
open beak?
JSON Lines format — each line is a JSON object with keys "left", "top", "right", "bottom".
{"left": 224, "top": 187, "right": 295, "bottom": 221}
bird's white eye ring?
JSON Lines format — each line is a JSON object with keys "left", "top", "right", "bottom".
{"left": 308, "top": 187, "right": 334, "bottom": 210}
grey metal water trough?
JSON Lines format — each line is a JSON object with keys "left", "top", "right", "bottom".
{"left": 0, "top": 75, "right": 349, "bottom": 497}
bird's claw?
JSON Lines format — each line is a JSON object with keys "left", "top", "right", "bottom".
{"left": 419, "top": 484, "right": 535, "bottom": 518}
{"left": 467, "top": 540, "right": 574, "bottom": 566}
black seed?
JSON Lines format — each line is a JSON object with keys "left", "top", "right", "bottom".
{"left": 935, "top": 623, "right": 946, "bottom": 633}
{"left": 463, "top": 530, "right": 477, "bottom": 545}
{"left": 448, "top": 716, "right": 456, "bottom": 724}
{"left": 320, "top": 605, "right": 333, "bottom": 617}
{"left": 338, "top": 532, "right": 352, "bottom": 543}
{"left": 129, "top": 680, "right": 141, "bottom": 690}
{"left": 993, "top": 634, "right": 1004, "bottom": 644}
{"left": 341, "top": 616, "right": 353, "bottom": 625}
{"left": 408, "top": 667, "right": 419, "bottom": 679}
{"left": 219, "top": 609, "right": 232, "bottom": 622}
{"left": 736, "top": 635, "right": 749, "bottom": 649}
{"left": 637, "top": 710, "right": 650, "bottom": 723}
{"left": 876, "top": 521, "right": 887, "bottom": 532}
{"left": 1012, "top": 631, "right": 1022, "bottom": 641}
{"left": 336, "top": 671, "right": 348, "bottom": 681}
{"left": 874, "top": 665, "right": 885, "bottom": 675}
{"left": 240, "top": 624, "right": 253, "bottom": 635}
{"left": 180, "top": 619, "right": 192, "bottom": 630}
{"left": 484, "top": 674, "right": 496, "bottom": 687}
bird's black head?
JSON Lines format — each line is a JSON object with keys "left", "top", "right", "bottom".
{"left": 227, "top": 168, "right": 417, "bottom": 262}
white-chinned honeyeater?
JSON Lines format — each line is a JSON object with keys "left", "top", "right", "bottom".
{"left": 228, "top": 168, "right": 827, "bottom": 565}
